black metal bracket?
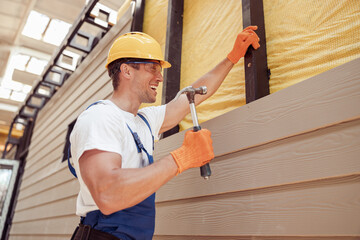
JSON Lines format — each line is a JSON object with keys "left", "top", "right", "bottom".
{"left": 25, "top": 95, "right": 46, "bottom": 109}
{"left": 242, "top": 0, "right": 270, "bottom": 103}
{"left": 43, "top": 67, "right": 70, "bottom": 87}
{"left": 161, "top": 0, "right": 184, "bottom": 138}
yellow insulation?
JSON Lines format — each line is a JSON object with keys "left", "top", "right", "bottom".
{"left": 264, "top": 0, "right": 360, "bottom": 93}
{"left": 141, "top": 0, "right": 169, "bottom": 108}
{"left": 131, "top": 0, "right": 360, "bottom": 132}
{"left": 181, "top": 0, "right": 245, "bottom": 131}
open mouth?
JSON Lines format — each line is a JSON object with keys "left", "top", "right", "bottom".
{"left": 150, "top": 85, "right": 158, "bottom": 94}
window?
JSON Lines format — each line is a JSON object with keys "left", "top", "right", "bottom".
{"left": 22, "top": 10, "right": 71, "bottom": 46}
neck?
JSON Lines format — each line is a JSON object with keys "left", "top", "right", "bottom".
{"left": 109, "top": 91, "right": 141, "bottom": 116}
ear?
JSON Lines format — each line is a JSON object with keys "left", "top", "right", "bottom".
{"left": 119, "top": 63, "right": 132, "bottom": 80}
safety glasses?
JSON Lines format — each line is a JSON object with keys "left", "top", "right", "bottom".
{"left": 126, "top": 61, "right": 162, "bottom": 75}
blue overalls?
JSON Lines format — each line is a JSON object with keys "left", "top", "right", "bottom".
{"left": 68, "top": 101, "right": 156, "bottom": 240}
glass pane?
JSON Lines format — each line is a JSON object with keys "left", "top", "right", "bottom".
{"left": 0, "top": 166, "right": 13, "bottom": 216}
{"left": 22, "top": 10, "right": 50, "bottom": 40}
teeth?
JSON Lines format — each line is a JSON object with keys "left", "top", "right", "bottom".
{"left": 150, "top": 86, "right": 157, "bottom": 90}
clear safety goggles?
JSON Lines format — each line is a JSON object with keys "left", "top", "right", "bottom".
{"left": 126, "top": 61, "right": 162, "bottom": 75}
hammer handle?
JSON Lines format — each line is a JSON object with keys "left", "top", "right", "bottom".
{"left": 193, "top": 126, "right": 212, "bottom": 179}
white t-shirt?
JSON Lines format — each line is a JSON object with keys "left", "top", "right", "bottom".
{"left": 70, "top": 100, "right": 166, "bottom": 216}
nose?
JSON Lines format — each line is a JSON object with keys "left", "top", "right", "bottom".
{"left": 156, "top": 72, "right": 163, "bottom": 82}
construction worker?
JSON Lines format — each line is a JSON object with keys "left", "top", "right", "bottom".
{"left": 69, "top": 26, "right": 260, "bottom": 239}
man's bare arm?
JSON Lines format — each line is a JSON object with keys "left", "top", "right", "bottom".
{"left": 79, "top": 128, "right": 213, "bottom": 215}
{"left": 160, "top": 26, "right": 260, "bottom": 134}
{"left": 79, "top": 149, "right": 177, "bottom": 215}
{"left": 160, "top": 58, "right": 234, "bottom": 133}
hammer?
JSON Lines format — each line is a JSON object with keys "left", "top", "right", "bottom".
{"left": 175, "top": 86, "right": 212, "bottom": 180}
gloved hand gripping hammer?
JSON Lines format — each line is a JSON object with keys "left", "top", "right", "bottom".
{"left": 175, "top": 86, "right": 212, "bottom": 179}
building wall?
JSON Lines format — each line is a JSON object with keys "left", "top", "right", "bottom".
{"left": 8, "top": 11, "right": 133, "bottom": 240}
{"left": 180, "top": 0, "right": 360, "bottom": 130}
{"left": 153, "top": 58, "right": 360, "bottom": 238}
{"left": 8, "top": 0, "right": 360, "bottom": 239}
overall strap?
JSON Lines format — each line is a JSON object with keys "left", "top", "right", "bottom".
{"left": 138, "top": 113, "right": 154, "bottom": 150}
{"left": 68, "top": 146, "right": 77, "bottom": 178}
{"left": 126, "top": 114, "right": 154, "bottom": 164}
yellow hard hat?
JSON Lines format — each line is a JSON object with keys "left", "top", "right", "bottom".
{"left": 105, "top": 32, "right": 171, "bottom": 69}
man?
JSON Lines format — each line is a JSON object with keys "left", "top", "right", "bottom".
{"left": 70, "top": 26, "right": 260, "bottom": 239}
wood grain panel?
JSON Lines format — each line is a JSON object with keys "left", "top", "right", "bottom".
{"left": 21, "top": 145, "right": 65, "bottom": 190}
{"left": 20, "top": 17, "right": 132, "bottom": 188}
{"left": 155, "top": 58, "right": 360, "bottom": 161}
{"left": 156, "top": 119, "right": 360, "bottom": 202}
{"left": 9, "top": 7, "right": 134, "bottom": 240}
{"left": 12, "top": 196, "right": 77, "bottom": 223}
{"left": 9, "top": 7, "right": 360, "bottom": 239}
{"left": 21, "top": 134, "right": 65, "bottom": 182}
{"left": 26, "top": 67, "right": 108, "bottom": 162}
{"left": 0, "top": 14, "right": 20, "bottom": 29}
{"left": 27, "top": 14, "right": 132, "bottom": 154}
{"left": 25, "top": 66, "right": 114, "bottom": 169}
{"left": 155, "top": 175, "right": 360, "bottom": 236}
{"left": 10, "top": 215, "right": 79, "bottom": 235}
{"left": 153, "top": 236, "right": 360, "bottom": 240}
{"left": 9, "top": 235, "right": 71, "bottom": 240}
{"left": 0, "top": 1, "right": 26, "bottom": 18}
{"left": 22, "top": 130, "right": 65, "bottom": 175}
{"left": 15, "top": 179, "right": 78, "bottom": 212}
{"left": 17, "top": 166, "right": 72, "bottom": 201}
{"left": 31, "top": 11, "right": 132, "bottom": 130}
{"left": 25, "top": 70, "right": 113, "bottom": 170}
{"left": 22, "top": 77, "right": 113, "bottom": 182}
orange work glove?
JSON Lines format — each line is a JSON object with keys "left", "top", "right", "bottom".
{"left": 227, "top": 26, "right": 261, "bottom": 64}
{"left": 170, "top": 129, "right": 214, "bottom": 175}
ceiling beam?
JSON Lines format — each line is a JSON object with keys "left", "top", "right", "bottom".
{"left": 12, "top": 69, "right": 39, "bottom": 86}
{"left": 0, "top": 43, "right": 51, "bottom": 60}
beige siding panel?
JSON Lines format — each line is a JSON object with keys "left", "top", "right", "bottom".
{"left": 27, "top": 69, "right": 108, "bottom": 156}
{"left": 25, "top": 70, "right": 108, "bottom": 168}
{"left": 24, "top": 70, "right": 114, "bottom": 172}
{"left": 25, "top": 16, "right": 132, "bottom": 162}
{"left": 10, "top": 215, "right": 78, "bottom": 235}
{"left": 155, "top": 175, "right": 360, "bottom": 236}
{"left": 17, "top": 166, "right": 72, "bottom": 201}
{"left": 154, "top": 237, "right": 360, "bottom": 240}
{"left": 20, "top": 149, "right": 65, "bottom": 191}
{"left": 22, "top": 20, "right": 132, "bottom": 184}
{"left": 12, "top": 196, "right": 77, "bottom": 223}
{"left": 21, "top": 134, "right": 65, "bottom": 182}
{"left": 32, "top": 11, "right": 132, "bottom": 130}
{"left": 10, "top": 235, "right": 71, "bottom": 240}
{"left": 156, "top": 118, "right": 360, "bottom": 202}
{"left": 155, "top": 58, "right": 360, "bottom": 161}
{"left": 21, "top": 65, "right": 117, "bottom": 185}
{"left": 9, "top": 3, "right": 360, "bottom": 237}
{"left": 9, "top": 12, "right": 134, "bottom": 239}
{"left": 15, "top": 179, "right": 78, "bottom": 211}
{"left": 23, "top": 71, "right": 114, "bottom": 180}
{"left": 19, "top": 73, "right": 114, "bottom": 187}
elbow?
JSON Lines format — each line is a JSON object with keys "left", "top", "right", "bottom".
{"left": 97, "top": 197, "right": 114, "bottom": 215}
{"left": 95, "top": 190, "right": 127, "bottom": 215}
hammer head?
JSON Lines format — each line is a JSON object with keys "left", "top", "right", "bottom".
{"left": 174, "top": 86, "right": 207, "bottom": 102}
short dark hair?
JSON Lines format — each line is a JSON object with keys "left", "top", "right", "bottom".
{"left": 107, "top": 58, "right": 141, "bottom": 90}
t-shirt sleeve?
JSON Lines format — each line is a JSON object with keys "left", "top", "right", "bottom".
{"left": 70, "top": 105, "right": 125, "bottom": 160}
{"left": 138, "top": 105, "right": 166, "bottom": 141}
